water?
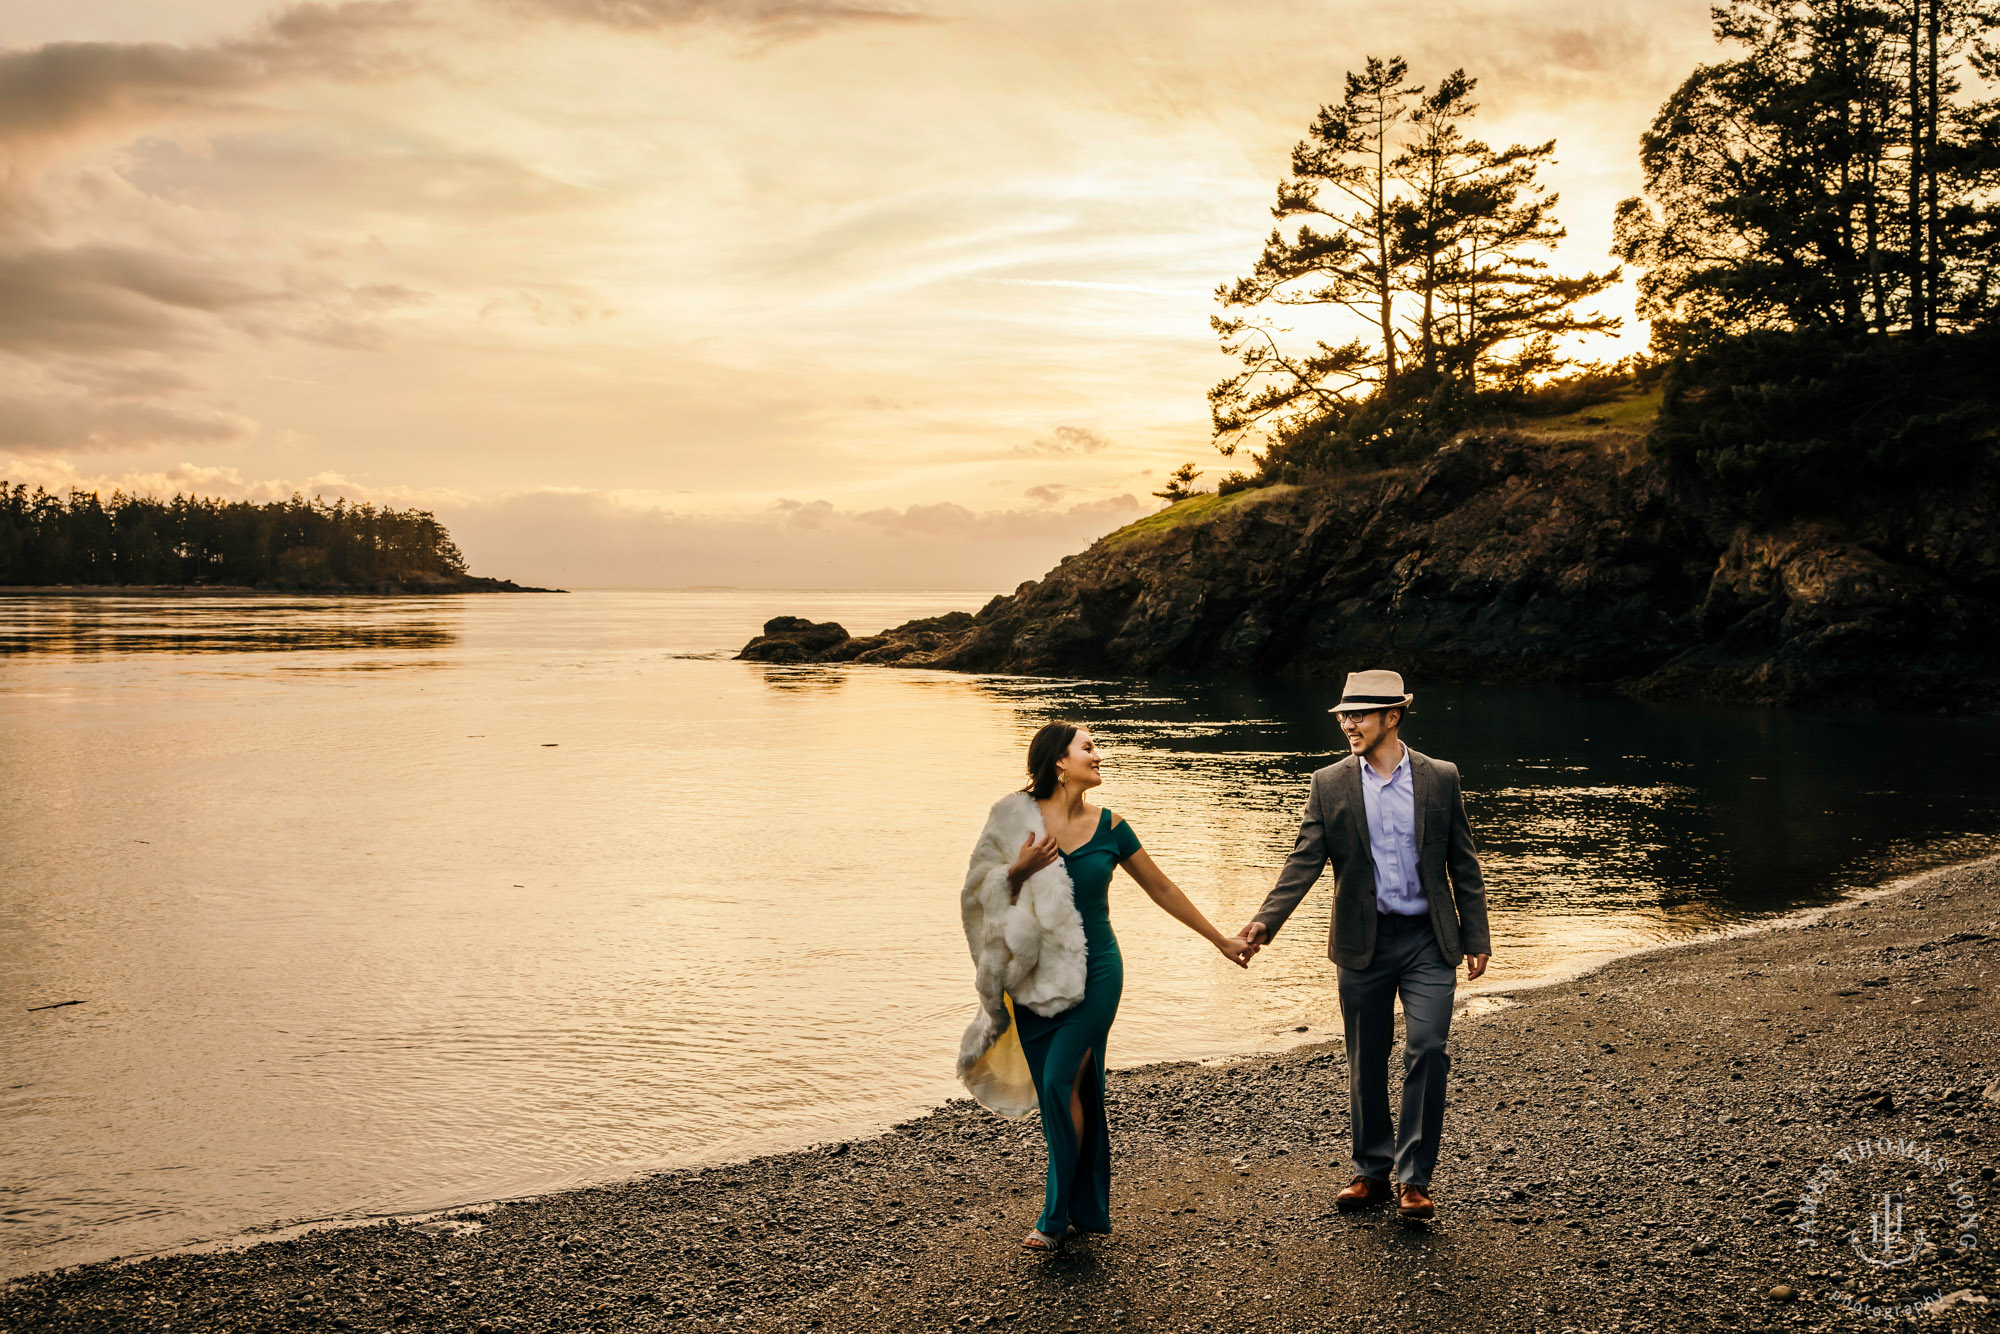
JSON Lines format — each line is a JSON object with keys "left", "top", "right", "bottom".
{"left": 3, "top": 589, "right": 1998, "bottom": 1279}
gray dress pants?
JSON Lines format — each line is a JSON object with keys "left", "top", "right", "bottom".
{"left": 1337, "top": 911, "right": 1456, "bottom": 1189}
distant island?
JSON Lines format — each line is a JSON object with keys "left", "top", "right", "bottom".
{"left": 742, "top": 18, "right": 2000, "bottom": 713}
{"left": 0, "top": 485, "right": 553, "bottom": 594}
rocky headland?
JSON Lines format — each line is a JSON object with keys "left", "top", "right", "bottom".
{"left": 739, "top": 400, "right": 2000, "bottom": 711}
{"left": 5, "top": 856, "right": 1997, "bottom": 1333}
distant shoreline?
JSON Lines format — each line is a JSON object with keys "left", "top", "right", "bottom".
{"left": 0, "top": 581, "right": 565, "bottom": 597}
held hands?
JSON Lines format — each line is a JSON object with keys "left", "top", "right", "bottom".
{"left": 1214, "top": 933, "right": 1255, "bottom": 968}
{"left": 1212, "top": 919, "right": 1485, "bottom": 977}
{"left": 1007, "top": 832, "right": 1059, "bottom": 900}
{"left": 1215, "top": 920, "right": 1267, "bottom": 969}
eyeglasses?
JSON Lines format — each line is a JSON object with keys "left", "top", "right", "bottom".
{"left": 1334, "top": 709, "right": 1384, "bottom": 722}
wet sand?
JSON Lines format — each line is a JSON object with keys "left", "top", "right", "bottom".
{"left": 6, "top": 858, "right": 1998, "bottom": 1333}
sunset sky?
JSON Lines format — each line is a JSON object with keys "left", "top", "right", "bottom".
{"left": 1, "top": 0, "right": 1716, "bottom": 589}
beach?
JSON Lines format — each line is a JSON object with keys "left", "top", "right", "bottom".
{"left": 6, "top": 856, "right": 1996, "bottom": 1333}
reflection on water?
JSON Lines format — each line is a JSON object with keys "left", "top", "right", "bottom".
{"left": 0, "top": 594, "right": 459, "bottom": 655}
{"left": 2, "top": 589, "right": 1998, "bottom": 1281}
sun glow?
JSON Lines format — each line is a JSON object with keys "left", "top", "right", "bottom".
{"left": 0, "top": 0, "right": 1716, "bottom": 586}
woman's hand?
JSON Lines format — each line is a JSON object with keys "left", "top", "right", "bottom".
{"left": 1118, "top": 845, "right": 1255, "bottom": 969}
{"left": 1008, "top": 832, "right": 1059, "bottom": 899}
{"left": 1213, "top": 932, "right": 1257, "bottom": 969}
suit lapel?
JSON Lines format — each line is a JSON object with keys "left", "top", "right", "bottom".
{"left": 1342, "top": 757, "right": 1370, "bottom": 857}
{"left": 1409, "top": 747, "right": 1436, "bottom": 817}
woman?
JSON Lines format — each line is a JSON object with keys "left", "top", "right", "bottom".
{"left": 956, "top": 721, "right": 1254, "bottom": 1253}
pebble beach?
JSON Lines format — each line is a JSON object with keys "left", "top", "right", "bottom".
{"left": 6, "top": 858, "right": 1998, "bottom": 1334}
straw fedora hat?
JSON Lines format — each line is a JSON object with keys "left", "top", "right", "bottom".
{"left": 1329, "top": 668, "right": 1414, "bottom": 714}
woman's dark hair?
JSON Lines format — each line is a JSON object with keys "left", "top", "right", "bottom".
{"left": 1022, "top": 721, "right": 1080, "bottom": 800}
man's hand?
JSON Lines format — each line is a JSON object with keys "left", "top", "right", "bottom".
{"left": 1466, "top": 953, "right": 1490, "bottom": 981}
{"left": 1228, "top": 922, "right": 1268, "bottom": 966}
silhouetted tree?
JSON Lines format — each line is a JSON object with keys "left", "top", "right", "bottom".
{"left": 1211, "top": 56, "right": 1416, "bottom": 452}
{"left": 1393, "top": 71, "right": 1621, "bottom": 391}
{"left": 1614, "top": 0, "right": 2000, "bottom": 351}
{"left": 1213, "top": 56, "right": 1621, "bottom": 464}
{"left": 1152, "top": 462, "right": 1206, "bottom": 503}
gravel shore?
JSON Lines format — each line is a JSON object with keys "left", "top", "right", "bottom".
{"left": 7, "top": 859, "right": 1998, "bottom": 1334}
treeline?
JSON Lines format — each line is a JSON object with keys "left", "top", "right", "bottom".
{"left": 1199, "top": 0, "right": 2000, "bottom": 492}
{"left": 1617, "top": 0, "right": 1999, "bottom": 348}
{"left": 1621, "top": 0, "right": 2000, "bottom": 514}
{"left": 0, "top": 485, "right": 472, "bottom": 589}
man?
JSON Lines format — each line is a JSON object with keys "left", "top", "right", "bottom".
{"left": 1237, "top": 669, "right": 1491, "bottom": 1222}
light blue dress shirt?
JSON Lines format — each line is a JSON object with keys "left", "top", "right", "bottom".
{"left": 1359, "top": 745, "right": 1426, "bottom": 915}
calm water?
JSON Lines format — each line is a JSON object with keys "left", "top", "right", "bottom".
{"left": 4, "top": 589, "right": 2000, "bottom": 1279}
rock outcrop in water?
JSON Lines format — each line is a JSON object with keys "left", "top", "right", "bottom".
{"left": 739, "top": 423, "right": 2000, "bottom": 711}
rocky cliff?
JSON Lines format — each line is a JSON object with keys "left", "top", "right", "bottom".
{"left": 740, "top": 419, "right": 2000, "bottom": 711}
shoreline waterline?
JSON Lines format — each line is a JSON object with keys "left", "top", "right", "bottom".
{"left": 7, "top": 853, "right": 1994, "bottom": 1332}
{"left": 9, "top": 589, "right": 2000, "bottom": 1285}
{"left": 32, "top": 845, "right": 1991, "bottom": 1288}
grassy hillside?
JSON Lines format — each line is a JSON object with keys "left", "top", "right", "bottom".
{"left": 1102, "top": 385, "right": 1666, "bottom": 555}
{"left": 1513, "top": 386, "right": 1663, "bottom": 437}
{"left": 1100, "top": 485, "right": 1299, "bottom": 552}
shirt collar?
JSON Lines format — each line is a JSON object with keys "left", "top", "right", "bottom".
{"left": 1359, "top": 743, "right": 1410, "bottom": 785}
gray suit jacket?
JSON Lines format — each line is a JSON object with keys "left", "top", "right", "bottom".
{"left": 1251, "top": 748, "right": 1491, "bottom": 970}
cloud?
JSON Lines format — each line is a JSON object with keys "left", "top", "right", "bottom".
{"left": 495, "top": 0, "right": 932, "bottom": 34}
{"left": 981, "top": 276, "right": 1186, "bottom": 295}
{"left": 853, "top": 493, "right": 1140, "bottom": 538}
{"left": 0, "top": 244, "right": 268, "bottom": 356}
{"left": 0, "top": 6, "right": 438, "bottom": 447}
{"left": 0, "top": 2, "right": 423, "bottom": 153}
{"left": 0, "top": 456, "right": 272, "bottom": 500}
{"left": 773, "top": 496, "right": 836, "bottom": 529}
{"left": 0, "top": 454, "right": 498, "bottom": 517}
{"left": 0, "top": 235, "right": 430, "bottom": 363}
{"left": 772, "top": 492, "right": 1141, "bottom": 540}
{"left": 124, "top": 128, "right": 595, "bottom": 222}
{"left": 478, "top": 290, "right": 611, "bottom": 326}
{"left": 0, "top": 3, "right": 611, "bottom": 458}
{"left": 0, "top": 238, "right": 433, "bottom": 447}
{"left": 1023, "top": 483, "right": 1067, "bottom": 504}
{"left": 444, "top": 487, "right": 1146, "bottom": 586}
{"left": 1014, "top": 425, "right": 1111, "bottom": 456}
{"left": 0, "top": 377, "right": 257, "bottom": 451}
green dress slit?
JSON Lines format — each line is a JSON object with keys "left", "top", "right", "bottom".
{"left": 1013, "top": 808, "right": 1139, "bottom": 1237}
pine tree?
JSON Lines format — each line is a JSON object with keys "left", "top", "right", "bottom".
{"left": 1212, "top": 57, "right": 1622, "bottom": 467}
{"left": 1152, "top": 462, "right": 1205, "bottom": 503}
{"left": 1391, "top": 69, "right": 1487, "bottom": 384}
{"left": 1210, "top": 56, "right": 1417, "bottom": 454}
{"left": 1391, "top": 73, "right": 1621, "bottom": 391}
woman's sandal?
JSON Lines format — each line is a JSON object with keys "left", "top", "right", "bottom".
{"left": 1021, "top": 1227, "right": 1065, "bottom": 1253}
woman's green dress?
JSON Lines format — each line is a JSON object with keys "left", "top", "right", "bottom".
{"left": 1013, "top": 807, "right": 1140, "bottom": 1237}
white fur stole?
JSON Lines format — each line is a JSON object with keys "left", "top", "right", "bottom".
{"left": 955, "top": 790, "right": 1088, "bottom": 1117}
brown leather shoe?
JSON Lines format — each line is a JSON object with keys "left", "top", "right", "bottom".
{"left": 1397, "top": 1182, "right": 1436, "bottom": 1221}
{"left": 1335, "top": 1175, "right": 1390, "bottom": 1211}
